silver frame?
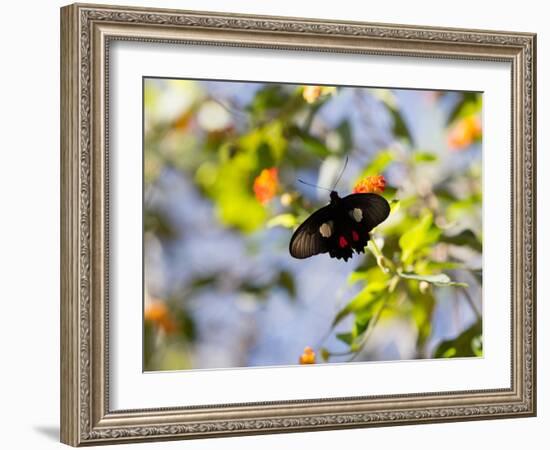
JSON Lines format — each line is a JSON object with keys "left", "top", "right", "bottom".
{"left": 60, "top": 3, "right": 536, "bottom": 446}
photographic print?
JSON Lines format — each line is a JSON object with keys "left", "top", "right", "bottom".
{"left": 143, "top": 78, "right": 483, "bottom": 371}
{"left": 61, "top": 4, "right": 535, "bottom": 444}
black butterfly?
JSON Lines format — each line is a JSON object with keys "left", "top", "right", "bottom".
{"left": 289, "top": 191, "right": 390, "bottom": 261}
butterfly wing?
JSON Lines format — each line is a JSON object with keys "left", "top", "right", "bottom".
{"left": 289, "top": 193, "right": 390, "bottom": 261}
{"left": 341, "top": 193, "right": 390, "bottom": 231}
{"left": 289, "top": 205, "right": 333, "bottom": 259}
{"left": 337, "top": 193, "right": 390, "bottom": 257}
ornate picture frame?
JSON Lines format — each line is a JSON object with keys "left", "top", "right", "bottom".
{"left": 60, "top": 3, "right": 536, "bottom": 446}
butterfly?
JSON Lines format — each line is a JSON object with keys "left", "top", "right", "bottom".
{"left": 289, "top": 190, "right": 390, "bottom": 261}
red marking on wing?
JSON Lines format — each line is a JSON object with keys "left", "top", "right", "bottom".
{"left": 339, "top": 236, "right": 348, "bottom": 248}
{"left": 351, "top": 230, "right": 359, "bottom": 241}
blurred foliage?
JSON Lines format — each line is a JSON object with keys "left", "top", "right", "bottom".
{"left": 143, "top": 79, "right": 483, "bottom": 370}
{"left": 434, "top": 320, "right": 483, "bottom": 358}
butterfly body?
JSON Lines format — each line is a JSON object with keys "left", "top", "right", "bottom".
{"left": 289, "top": 191, "right": 390, "bottom": 261}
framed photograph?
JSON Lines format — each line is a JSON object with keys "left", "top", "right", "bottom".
{"left": 60, "top": 3, "right": 536, "bottom": 446}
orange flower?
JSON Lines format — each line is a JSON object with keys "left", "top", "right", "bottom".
{"left": 144, "top": 300, "right": 178, "bottom": 335}
{"left": 253, "top": 167, "right": 279, "bottom": 204}
{"left": 447, "top": 115, "right": 482, "bottom": 150}
{"left": 302, "top": 85, "right": 336, "bottom": 104}
{"left": 299, "top": 346, "right": 316, "bottom": 364}
{"left": 302, "top": 85, "right": 323, "bottom": 104}
{"left": 353, "top": 175, "right": 386, "bottom": 194}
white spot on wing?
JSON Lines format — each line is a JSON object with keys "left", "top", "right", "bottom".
{"left": 319, "top": 222, "right": 332, "bottom": 238}
{"left": 350, "top": 208, "right": 363, "bottom": 222}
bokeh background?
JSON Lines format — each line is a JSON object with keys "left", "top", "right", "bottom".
{"left": 143, "top": 78, "right": 482, "bottom": 371}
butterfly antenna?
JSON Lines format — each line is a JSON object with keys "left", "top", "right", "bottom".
{"left": 332, "top": 155, "right": 349, "bottom": 190}
{"left": 298, "top": 179, "right": 332, "bottom": 192}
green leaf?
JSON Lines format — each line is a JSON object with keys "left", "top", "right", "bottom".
{"left": 347, "top": 271, "right": 368, "bottom": 285}
{"left": 360, "top": 149, "right": 394, "bottom": 178}
{"left": 447, "top": 92, "right": 482, "bottom": 124}
{"left": 144, "top": 209, "right": 178, "bottom": 240}
{"left": 332, "top": 276, "right": 388, "bottom": 326}
{"left": 238, "top": 120, "right": 287, "bottom": 167}
{"left": 347, "top": 270, "right": 371, "bottom": 286}
{"left": 446, "top": 194, "right": 482, "bottom": 222}
{"left": 336, "top": 120, "right": 353, "bottom": 153}
{"left": 472, "top": 335, "right": 483, "bottom": 357}
{"left": 173, "top": 308, "right": 197, "bottom": 341}
{"left": 389, "top": 199, "right": 400, "bottom": 214}
{"left": 189, "top": 275, "right": 218, "bottom": 290}
{"left": 267, "top": 214, "right": 298, "bottom": 229}
{"left": 422, "top": 261, "right": 464, "bottom": 272}
{"left": 434, "top": 320, "right": 483, "bottom": 358}
{"left": 440, "top": 229, "right": 482, "bottom": 253}
{"left": 277, "top": 270, "right": 296, "bottom": 299}
{"left": 371, "top": 90, "right": 413, "bottom": 143}
{"left": 398, "top": 272, "right": 468, "bottom": 287}
{"left": 156, "top": 344, "right": 192, "bottom": 371}
{"left": 240, "top": 282, "right": 269, "bottom": 299}
{"left": 353, "top": 316, "right": 371, "bottom": 337}
{"left": 290, "top": 127, "right": 332, "bottom": 158}
{"left": 398, "top": 212, "right": 440, "bottom": 265}
{"left": 413, "top": 152, "right": 438, "bottom": 163}
{"left": 263, "top": 120, "right": 287, "bottom": 162}
{"left": 409, "top": 288, "right": 435, "bottom": 347}
{"left": 248, "top": 85, "right": 288, "bottom": 117}
{"left": 441, "top": 347, "right": 457, "bottom": 358}
{"left": 143, "top": 322, "right": 156, "bottom": 369}
{"left": 347, "top": 266, "right": 387, "bottom": 286}
{"left": 216, "top": 191, "right": 267, "bottom": 233}
{"left": 202, "top": 143, "right": 270, "bottom": 233}
{"left": 336, "top": 333, "right": 354, "bottom": 345}
{"left": 389, "top": 106, "right": 413, "bottom": 143}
